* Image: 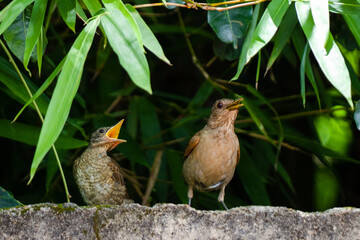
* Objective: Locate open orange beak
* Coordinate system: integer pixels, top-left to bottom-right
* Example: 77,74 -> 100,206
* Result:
226,98 -> 244,110
105,119 -> 127,151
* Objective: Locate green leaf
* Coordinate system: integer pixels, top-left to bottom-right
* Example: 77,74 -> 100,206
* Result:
246,0 -> 292,63
314,114 -> 353,154
0,119 -> 88,149
291,28 -> 321,108
127,97 -> 139,139
166,149 -> 188,204
29,16 -> 101,183
0,187 -> 22,208
137,97 -> 162,145
314,168 -> 339,211
207,1 -> 252,47
328,0 -> 360,15
24,0 -> 47,70
284,134 -> 358,163
354,100 -> 360,130
0,0 -> 34,36
0,57 -> 49,115
126,4 -> 171,65
242,97 -> 273,143
237,146 -> 271,205
187,81 -> 213,111
116,130 -> 150,167
300,42 -> 310,107
310,0 -> 332,54
13,57 -> 65,122
102,0 -> 143,48
232,4 -> 261,80
57,0 -> 76,32
296,1 -> 353,108
266,4 -> 297,72
101,9 -> 151,93
3,6 -> 40,63
343,14 -> 360,48
36,26 -> 45,75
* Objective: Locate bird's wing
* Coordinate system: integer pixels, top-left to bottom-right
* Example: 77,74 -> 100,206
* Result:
108,159 -> 126,186
184,133 -> 200,159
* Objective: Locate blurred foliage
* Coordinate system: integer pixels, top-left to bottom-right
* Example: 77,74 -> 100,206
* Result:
0,0 -> 360,211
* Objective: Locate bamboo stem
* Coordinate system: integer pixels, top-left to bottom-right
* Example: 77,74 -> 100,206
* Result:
0,39 -> 71,203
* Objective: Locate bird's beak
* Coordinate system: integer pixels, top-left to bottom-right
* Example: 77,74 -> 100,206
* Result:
226,98 -> 244,110
106,119 -> 127,151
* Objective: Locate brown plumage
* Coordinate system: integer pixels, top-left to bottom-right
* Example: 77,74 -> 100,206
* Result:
73,120 -> 128,205
182,98 -> 243,210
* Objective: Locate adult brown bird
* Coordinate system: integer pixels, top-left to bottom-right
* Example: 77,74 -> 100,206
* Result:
73,119 -> 128,205
182,98 -> 243,210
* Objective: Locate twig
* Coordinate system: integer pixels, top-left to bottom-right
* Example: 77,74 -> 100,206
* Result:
142,150 -> 163,205
235,128 -> 308,154
105,96 -> 122,114
0,39 -> 71,202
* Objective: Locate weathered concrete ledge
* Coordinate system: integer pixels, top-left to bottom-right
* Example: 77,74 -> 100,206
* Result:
1,203 -> 359,239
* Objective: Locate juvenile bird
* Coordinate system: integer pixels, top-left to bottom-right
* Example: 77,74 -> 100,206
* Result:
73,119 -> 128,205
182,98 -> 243,210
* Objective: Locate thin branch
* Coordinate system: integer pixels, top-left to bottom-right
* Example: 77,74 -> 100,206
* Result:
0,39 -> 71,202
134,0 -> 269,11
235,128 -> 308,154
142,150 -> 163,205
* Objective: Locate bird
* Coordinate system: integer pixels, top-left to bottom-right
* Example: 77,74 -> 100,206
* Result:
73,119 -> 129,205
182,98 -> 243,210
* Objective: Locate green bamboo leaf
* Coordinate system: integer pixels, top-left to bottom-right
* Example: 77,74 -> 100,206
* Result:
310,0 -> 332,54
296,1 -> 353,108
246,0 -> 291,63
81,0 -> 102,15
188,81 -> 213,111
126,4 -> 171,65
207,0 -> 252,47
12,57 -> 65,123
102,0 -> 143,48
0,57 -> 49,114
127,97 -> 139,139
266,4 -> 297,73
3,6 -> 46,64
300,42 -> 310,107
0,187 -> 22,208
57,0 -> 76,32
36,25 -> 45,75
24,0 -> 47,70
328,0 -> 360,15
166,149 -> 188,204
75,0 -> 89,22
29,16 -> 101,183
237,146 -> 271,205
0,119 -> 88,149
285,134 -> 358,163
314,114 -> 353,154
291,28 -> 321,108
117,130 -> 149,167
232,4 -> 260,80
354,100 -> 360,130
343,14 -> 360,48
0,0 -> 34,36
101,9 -> 151,93
314,168 -> 339,211
242,98 -> 273,143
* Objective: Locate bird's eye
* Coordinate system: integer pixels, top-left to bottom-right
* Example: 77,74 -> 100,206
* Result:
99,129 -> 105,133
217,102 -> 223,108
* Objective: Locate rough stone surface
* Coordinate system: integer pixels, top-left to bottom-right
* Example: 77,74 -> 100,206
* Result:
1,203 -> 360,239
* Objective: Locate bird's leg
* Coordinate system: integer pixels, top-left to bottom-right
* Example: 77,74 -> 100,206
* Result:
187,186 -> 194,207
218,186 -> 229,210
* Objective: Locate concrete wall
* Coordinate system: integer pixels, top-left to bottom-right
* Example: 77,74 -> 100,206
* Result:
1,203 -> 360,239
